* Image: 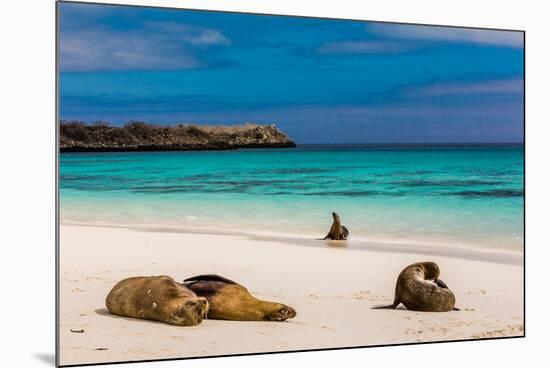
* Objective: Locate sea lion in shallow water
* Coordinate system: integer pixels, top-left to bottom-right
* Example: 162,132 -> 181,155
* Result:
323,212 -> 349,240
183,274 -> 296,321
106,275 -> 209,326
373,262 -> 459,312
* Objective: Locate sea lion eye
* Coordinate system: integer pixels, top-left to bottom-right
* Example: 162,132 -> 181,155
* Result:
185,300 -> 197,307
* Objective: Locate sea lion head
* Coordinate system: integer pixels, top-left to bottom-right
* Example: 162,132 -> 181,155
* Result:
171,296 -> 209,326
265,304 -> 297,322
332,212 -> 340,223
421,261 -> 441,281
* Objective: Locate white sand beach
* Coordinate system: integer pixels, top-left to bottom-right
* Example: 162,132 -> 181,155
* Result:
59,224 -> 524,366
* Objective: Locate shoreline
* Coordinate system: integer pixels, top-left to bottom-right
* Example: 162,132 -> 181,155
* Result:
60,141 -> 297,153
60,220 -> 523,265
59,224 -> 524,366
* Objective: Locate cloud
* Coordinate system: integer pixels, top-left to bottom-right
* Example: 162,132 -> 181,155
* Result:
60,22 -> 231,72
411,78 -> 523,96
369,24 -> 523,48
143,21 -> 231,46
315,24 -> 523,56
186,30 -> 231,46
316,40 -> 412,54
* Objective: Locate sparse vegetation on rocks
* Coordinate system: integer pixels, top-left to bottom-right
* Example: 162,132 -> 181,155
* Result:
59,121 -> 296,152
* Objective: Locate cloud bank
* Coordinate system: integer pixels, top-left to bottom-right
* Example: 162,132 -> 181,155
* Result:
60,22 -> 231,72
370,24 -> 523,48
414,79 -> 523,96
316,40 -> 412,54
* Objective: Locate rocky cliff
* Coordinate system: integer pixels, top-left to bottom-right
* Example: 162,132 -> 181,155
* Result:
59,121 -> 296,152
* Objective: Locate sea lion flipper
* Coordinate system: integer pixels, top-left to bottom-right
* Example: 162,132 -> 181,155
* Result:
184,274 -> 237,285
434,278 -> 449,289
371,304 -> 398,309
372,299 -> 400,309
342,226 -> 349,239
452,307 -> 461,311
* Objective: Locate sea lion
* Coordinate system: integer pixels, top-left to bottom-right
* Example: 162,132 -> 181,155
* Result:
373,262 -> 459,312
182,274 -> 296,321
323,212 -> 349,240
105,275 -> 209,326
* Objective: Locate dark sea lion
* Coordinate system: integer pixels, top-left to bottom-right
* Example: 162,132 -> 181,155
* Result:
373,262 -> 459,312
323,212 -> 349,240
105,275 -> 209,326
183,274 -> 297,321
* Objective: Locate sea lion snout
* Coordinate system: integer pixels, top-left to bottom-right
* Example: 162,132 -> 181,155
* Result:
198,297 -> 210,318
177,297 -> 209,325
267,305 -> 297,321
185,297 -> 209,308
281,306 -> 297,319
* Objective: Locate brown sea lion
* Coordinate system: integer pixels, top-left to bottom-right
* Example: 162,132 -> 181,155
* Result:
105,275 -> 209,326
323,212 -> 349,240
182,274 -> 296,321
373,262 -> 459,312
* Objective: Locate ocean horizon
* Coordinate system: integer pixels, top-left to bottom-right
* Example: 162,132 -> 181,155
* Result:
60,143 -> 524,256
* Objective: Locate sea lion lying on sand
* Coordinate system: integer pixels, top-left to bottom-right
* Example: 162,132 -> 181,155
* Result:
323,212 -> 349,240
183,274 -> 297,321
373,262 -> 459,312
106,275 -> 209,326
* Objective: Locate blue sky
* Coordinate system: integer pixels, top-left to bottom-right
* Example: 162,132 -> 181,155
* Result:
59,2 -> 524,143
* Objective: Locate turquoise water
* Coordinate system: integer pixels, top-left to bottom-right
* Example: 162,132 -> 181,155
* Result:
60,144 -> 524,253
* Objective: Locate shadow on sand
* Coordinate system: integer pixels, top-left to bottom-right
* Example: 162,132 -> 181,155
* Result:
324,240 -> 348,248
95,308 -> 183,327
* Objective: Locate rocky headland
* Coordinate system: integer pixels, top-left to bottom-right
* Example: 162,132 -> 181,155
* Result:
59,121 -> 296,152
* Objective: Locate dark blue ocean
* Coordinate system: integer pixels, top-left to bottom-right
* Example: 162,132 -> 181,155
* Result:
60,144 -> 524,253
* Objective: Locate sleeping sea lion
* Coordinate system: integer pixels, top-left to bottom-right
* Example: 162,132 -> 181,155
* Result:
323,212 -> 349,240
182,274 -> 296,321
105,275 -> 209,326
373,261 -> 459,312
